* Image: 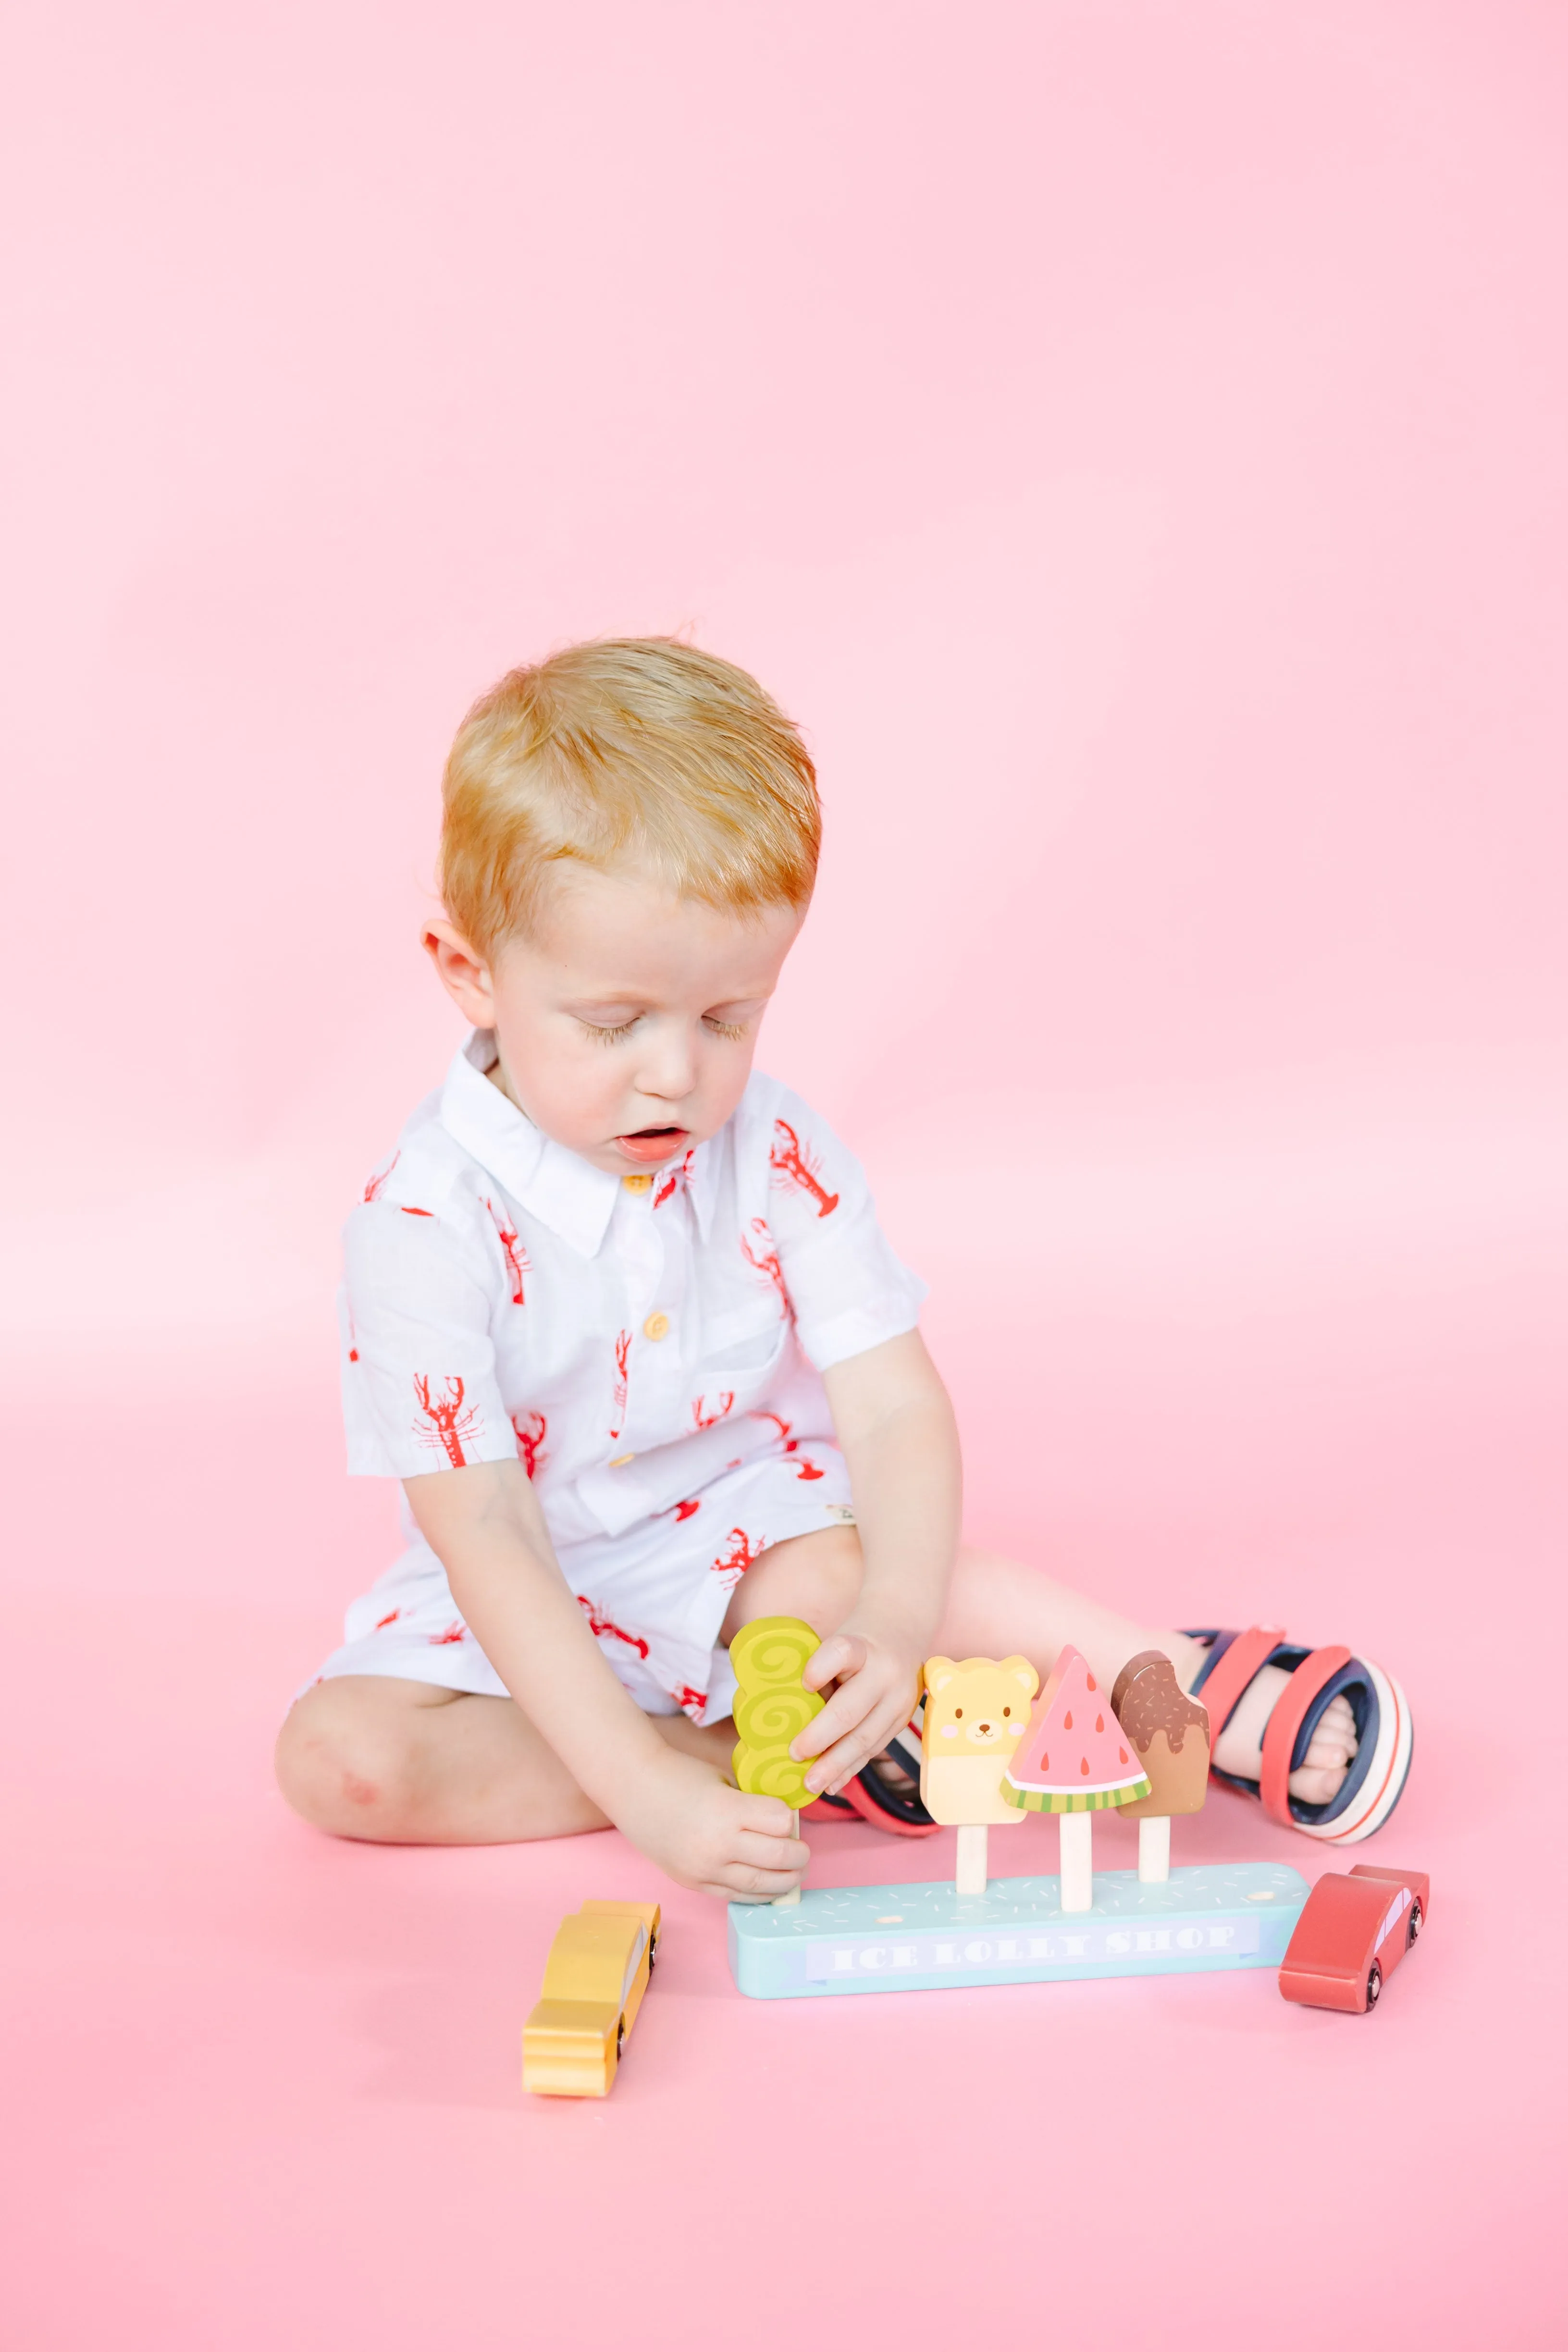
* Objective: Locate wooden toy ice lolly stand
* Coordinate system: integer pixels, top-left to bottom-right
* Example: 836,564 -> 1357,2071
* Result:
726,1630 -> 1308,1999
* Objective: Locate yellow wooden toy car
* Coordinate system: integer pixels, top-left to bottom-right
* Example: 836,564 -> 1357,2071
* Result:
522,1900 -> 662,2097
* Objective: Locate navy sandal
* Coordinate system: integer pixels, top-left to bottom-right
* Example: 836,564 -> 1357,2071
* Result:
1186,1625 -> 1413,1844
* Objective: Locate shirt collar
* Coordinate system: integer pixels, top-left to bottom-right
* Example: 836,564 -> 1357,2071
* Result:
438,1032 -> 721,1256
439,1034 -> 622,1257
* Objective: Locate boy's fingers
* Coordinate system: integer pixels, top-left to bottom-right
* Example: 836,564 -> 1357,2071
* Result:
734,1794 -> 797,1837
790,1679 -> 875,1762
805,1708 -> 908,1796
733,1825 -> 808,1868
803,1632 -> 865,1693
720,1854 -> 806,1901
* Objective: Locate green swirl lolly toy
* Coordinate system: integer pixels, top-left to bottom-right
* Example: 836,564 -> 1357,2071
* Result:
730,1616 -> 823,1807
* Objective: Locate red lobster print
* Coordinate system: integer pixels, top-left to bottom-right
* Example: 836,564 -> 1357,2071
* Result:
486,1197 -> 530,1304
711,1527 -> 766,1589
412,1373 -> 482,1467
576,1595 -> 651,1661
740,1218 -> 791,1313
672,1497 -> 701,1521
691,1391 -> 735,1431
748,1408 -> 822,1477
512,1410 -> 547,1480
609,1329 -> 631,1439
672,1686 -> 708,1721
769,1120 -> 839,1218
362,1150 -> 400,1203
654,1147 -> 697,1210
428,1620 -> 468,1646
374,1608 -> 402,1630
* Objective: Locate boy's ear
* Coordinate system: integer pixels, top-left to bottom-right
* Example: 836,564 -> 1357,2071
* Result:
422,920 -> 496,1027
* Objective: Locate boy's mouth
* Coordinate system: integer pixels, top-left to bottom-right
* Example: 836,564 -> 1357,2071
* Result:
615,1125 -> 690,1166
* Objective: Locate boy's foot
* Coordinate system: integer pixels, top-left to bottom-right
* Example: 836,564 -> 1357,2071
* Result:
1184,1627 -> 1413,1844
1208,1665 -> 1359,1805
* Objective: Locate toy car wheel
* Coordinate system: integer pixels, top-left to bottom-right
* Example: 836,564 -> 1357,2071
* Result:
1365,1961 -> 1383,2010
616,2014 -> 626,2057
1407,1900 -> 1423,1946
646,1933 -> 659,1973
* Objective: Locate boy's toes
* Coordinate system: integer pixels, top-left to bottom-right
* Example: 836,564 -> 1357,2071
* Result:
1287,1760 -> 1349,1806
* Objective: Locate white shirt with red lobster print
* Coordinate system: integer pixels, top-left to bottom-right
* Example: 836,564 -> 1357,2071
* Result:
321,1032 -> 926,1722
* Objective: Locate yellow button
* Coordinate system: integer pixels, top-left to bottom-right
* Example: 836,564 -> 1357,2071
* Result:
622,1172 -> 654,1193
642,1312 -> 670,1342
609,1453 -> 635,1468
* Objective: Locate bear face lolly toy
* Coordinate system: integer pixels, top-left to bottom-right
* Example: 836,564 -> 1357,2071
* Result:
730,1616 -> 825,1907
920,1655 -> 1040,1895
1111,1650 -> 1211,1884
1000,1643 -> 1151,1911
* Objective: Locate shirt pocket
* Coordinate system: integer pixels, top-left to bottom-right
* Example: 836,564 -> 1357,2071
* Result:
700,1301 -> 791,1387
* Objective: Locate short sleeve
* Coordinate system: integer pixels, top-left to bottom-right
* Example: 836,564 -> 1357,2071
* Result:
756,1084 -> 928,1372
341,1198 -> 518,1478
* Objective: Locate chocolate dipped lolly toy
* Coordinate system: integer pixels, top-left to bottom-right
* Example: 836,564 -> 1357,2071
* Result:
1111,1650 -> 1211,1884
1000,1644 -> 1150,1912
920,1656 -> 1039,1894
731,1616 -> 824,1908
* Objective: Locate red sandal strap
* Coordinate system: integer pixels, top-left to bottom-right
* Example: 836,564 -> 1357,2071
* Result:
1193,1626 -> 1286,1744
1259,1645 -> 1353,1828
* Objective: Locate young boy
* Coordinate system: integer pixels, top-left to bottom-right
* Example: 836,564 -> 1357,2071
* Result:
276,640 -> 1410,1897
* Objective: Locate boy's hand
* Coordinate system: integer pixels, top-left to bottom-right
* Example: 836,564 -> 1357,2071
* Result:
793,1625 -> 923,1797
612,1747 -> 806,1902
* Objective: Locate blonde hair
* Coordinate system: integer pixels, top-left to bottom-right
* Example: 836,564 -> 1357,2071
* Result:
439,638 -> 820,954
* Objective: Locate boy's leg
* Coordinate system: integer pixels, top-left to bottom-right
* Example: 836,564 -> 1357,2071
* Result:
275,1673 -> 732,1846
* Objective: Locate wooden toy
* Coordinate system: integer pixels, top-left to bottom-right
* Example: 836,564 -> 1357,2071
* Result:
920,1655 -> 1039,1893
1000,1644 -> 1150,1911
730,1615 -> 823,1907
1111,1650 -> 1211,1884
522,1899 -> 661,2096
1278,1865 -> 1430,2014
729,1861 -> 1309,1996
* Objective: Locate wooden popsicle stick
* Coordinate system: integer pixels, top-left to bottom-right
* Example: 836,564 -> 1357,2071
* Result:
955,1823 -> 989,1895
1138,1814 -> 1172,1883
1059,1811 -> 1094,1913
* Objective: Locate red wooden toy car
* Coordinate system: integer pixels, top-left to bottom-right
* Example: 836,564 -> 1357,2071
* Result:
1279,1864 -> 1430,2014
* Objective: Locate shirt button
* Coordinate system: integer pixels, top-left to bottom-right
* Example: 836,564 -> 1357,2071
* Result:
609,1452 -> 635,1468
642,1311 -> 670,1342
622,1172 -> 654,1193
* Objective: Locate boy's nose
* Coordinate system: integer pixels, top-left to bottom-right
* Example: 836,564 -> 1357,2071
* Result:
635,1022 -> 697,1101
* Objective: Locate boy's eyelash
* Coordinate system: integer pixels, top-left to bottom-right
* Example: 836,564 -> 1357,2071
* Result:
579,1014 -> 750,1044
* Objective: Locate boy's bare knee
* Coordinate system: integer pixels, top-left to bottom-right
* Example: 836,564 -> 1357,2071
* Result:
275,1679 -> 426,1837
724,1524 -> 864,1640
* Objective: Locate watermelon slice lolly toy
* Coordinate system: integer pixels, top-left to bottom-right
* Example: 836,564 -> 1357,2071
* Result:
1001,1644 -> 1151,1911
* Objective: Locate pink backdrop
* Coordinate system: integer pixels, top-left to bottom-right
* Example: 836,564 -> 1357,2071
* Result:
3,5 -> 1565,2345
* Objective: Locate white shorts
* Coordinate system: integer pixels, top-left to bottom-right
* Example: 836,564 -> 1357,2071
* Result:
310,1439 -> 855,1724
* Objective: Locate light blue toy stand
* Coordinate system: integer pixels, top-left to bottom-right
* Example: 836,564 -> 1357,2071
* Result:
728,1861 -> 1308,1998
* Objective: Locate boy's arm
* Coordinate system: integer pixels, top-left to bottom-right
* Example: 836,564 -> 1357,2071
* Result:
795,1328 -> 962,1795
403,1459 -> 804,1898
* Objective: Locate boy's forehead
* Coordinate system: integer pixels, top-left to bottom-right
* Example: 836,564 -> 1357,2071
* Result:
509,864 -> 802,990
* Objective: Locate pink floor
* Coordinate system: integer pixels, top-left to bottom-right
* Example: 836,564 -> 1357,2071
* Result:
5,1334 -> 1564,2350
